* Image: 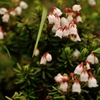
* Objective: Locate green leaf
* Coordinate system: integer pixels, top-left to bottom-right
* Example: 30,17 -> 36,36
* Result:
32,6 -> 47,57
5,96 -> 13,100
93,48 -> 100,54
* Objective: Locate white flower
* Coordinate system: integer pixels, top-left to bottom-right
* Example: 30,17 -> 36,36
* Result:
54,73 -> 63,83
62,26 -> 69,37
74,62 -> 83,75
70,33 -> 81,42
0,27 -> 4,39
46,52 -> 52,62
67,15 -> 73,23
60,17 -> 69,28
72,5 -> 81,12
0,8 -> 7,15
73,49 -> 80,58
72,80 -> 81,93
86,60 -> 91,70
15,6 -> 22,16
55,27 -> 63,38
88,0 -> 96,6
76,16 -> 82,23
2,13 -> 10,22
34,48 -> 39,56
19,1 -> 28,9
80,69 -> 89,82
40,56 -> 47,65
86,53 -> 99,64
53,6 -> 62,16
59,82 -> 68,92
47,13 -> 56,24
10,9 -> 16,16
88,75 -> 98,88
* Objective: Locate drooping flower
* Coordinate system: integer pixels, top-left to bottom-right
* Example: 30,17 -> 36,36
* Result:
45,52 -> 52,62
10,8 -> 16,16
88,0 -> 96,6
19,1 -> 28,9
15,6 -> 22,16
55,27 -> 63,38
0,8 -> 7,15
40,55 -> 47,65
2,13 -> 10,22
74,62 -> 83,75
72,4 -> 81,12
86,52 -> 99,64
80,69 -> 89,82
73,49 -> 80,58
62,26 -> 69,37
88,74 -> 98,88
59,82 -> 68,92
54,73 -> 63,83
60,17 -> 69,28
47,12 -> 56,24
85,60 -> 91,70
52,6 -> 62,16
0,26 -> 4,39
34,48 -> 39,56
72,79 -> 81,93
67,15 -> 73,23
76,15 -> 82,23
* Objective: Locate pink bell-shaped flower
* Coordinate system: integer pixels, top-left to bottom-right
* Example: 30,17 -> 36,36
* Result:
47,12 -> 56,24
52,6 -> 62,16
54,73 -> 63,83
59,82 -> 68,92
80,69 -> 89,82
72,4 -> 81,12
62,26 -> 69,37
88,74 -> 98,88
85,60 -> 91,70
72,79 -> 81,93
0,8 -> 7,15
86,52 -> 99,64
45,52 -> 52,62
2,12 -> 10,22
55,27 -> 63,38
74,62 -> 83,75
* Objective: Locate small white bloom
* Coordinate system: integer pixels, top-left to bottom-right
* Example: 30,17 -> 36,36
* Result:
46,52 -> 52,62
88,75 -> 98,88
47,13 -> 56,24
55,27 -> 63,38
0,8 -> 7,15
2,13 -> 10,22
34,48 -> 39,56
74,62 -> 83,75
15,6 -> 22,16
88,0 -> 96,6
86,53 -> 99,64
62,26 -> 69,37
60,17 -> 69,28
76,16 -> 82,23
54,73 -> 63,83
59,82 -> 68,92
80,69 -> 89,82
19,1 -> 28,9
72,5 -> 81,12
67,15 -> 73,23
70,33 -> 81,42
0,32 -> 4,39
53,6 -> 62,16
86,60 -> 91,70
40,56 -> 47,65
73,49 -> 80,58
10,9 -> 16,16
72,80 -> 81,93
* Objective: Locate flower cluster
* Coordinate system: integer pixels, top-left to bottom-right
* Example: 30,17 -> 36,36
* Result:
54,52 -> 99,93
40,52 -> 52,65
0,1 -> 28,23
47,5 -> 82,42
